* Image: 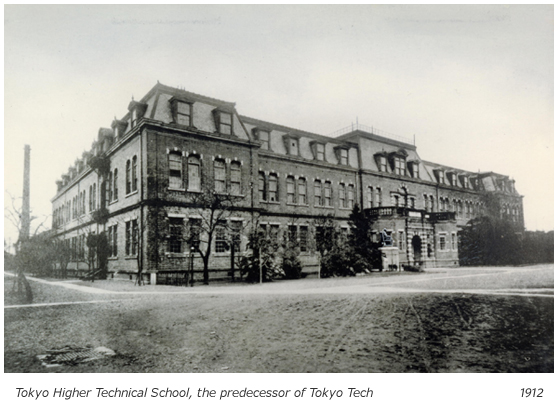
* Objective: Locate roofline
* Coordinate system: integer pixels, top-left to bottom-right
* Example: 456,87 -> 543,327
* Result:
239,115 -> 340,144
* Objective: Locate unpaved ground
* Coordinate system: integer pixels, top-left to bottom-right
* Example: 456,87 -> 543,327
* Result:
4,265 -> 554,373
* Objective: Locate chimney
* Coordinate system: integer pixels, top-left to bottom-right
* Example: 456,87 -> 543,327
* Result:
20,145 -> 31,242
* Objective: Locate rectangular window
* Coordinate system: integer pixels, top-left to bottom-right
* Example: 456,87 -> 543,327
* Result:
230,162 -> 241,195
219,112 -> 232,135
132,156 -> 138,192
298,178 -> 306,204
316,144 -> 325,161
131,219 -> 138,255
398,231 -> 405,250
380,157 -> 387,172
169,153 -> 183,189
268,174 -> 278,202
188,156 -> 201,191
125,221 -> 131,255
286,177 -> 295,203
367,187 -> 373,208
314,181 -> 322,206
438,171 -> 445,185
231,221 -> 242,253
375,188 -> 382,207
214,160 -> 226,193
299,226 -> 308,252
394,158 -> 405,175
259,131 -> 270,150
347,185 -> 355,209
112,224 -> 118,257
176,101 -> 191,126
439,235 -> 446,251
324,182 -> 332,207
339,149 -> 348,165
258,173 -> 266,201
113,169 -> 118,200
451,233 -> 456,250
339,183 -> 346,208
169,218 -> 183,253
215,224 -> 227,253
412,163 -> 419,178
126,160 -> 131,194
108,172 -> 113,203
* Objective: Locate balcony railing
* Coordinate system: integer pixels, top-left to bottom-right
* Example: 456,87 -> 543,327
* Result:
329,123 -> 414,145
365,207 -> 456,222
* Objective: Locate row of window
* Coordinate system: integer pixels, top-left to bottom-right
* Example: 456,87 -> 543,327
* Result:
54,156 -> 139,228
258,172 -> 356,209
106,220 -> 139,258
167,153 -> 242,194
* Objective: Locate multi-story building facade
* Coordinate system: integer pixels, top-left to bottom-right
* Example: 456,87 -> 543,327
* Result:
51,82 -> 524,283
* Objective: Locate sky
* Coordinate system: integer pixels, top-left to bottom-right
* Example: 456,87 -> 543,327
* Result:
3,4 -> 554,245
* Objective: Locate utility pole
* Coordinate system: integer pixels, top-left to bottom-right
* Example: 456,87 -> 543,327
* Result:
20,145 -> 31,243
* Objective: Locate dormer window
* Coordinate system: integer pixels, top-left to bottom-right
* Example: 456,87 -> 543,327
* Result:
316,144 -> 325,161
335,146 -> 349,165
170,98 -> 193,127
283,133 -> 300,156
112,119 -> 127,140
213,108 -> 234,135
408,161 -> 419,178
310,141 -> 325,161
393,157 -> 405,176
448,172 -> 457,186
128,101 -> 148,128
435,170 -> 446,185
460,175 -> 470,189
252,128 -> 271,150
379,157 -> 387,172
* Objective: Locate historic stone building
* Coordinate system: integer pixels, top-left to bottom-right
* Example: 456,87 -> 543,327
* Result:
51,82 -> 524,282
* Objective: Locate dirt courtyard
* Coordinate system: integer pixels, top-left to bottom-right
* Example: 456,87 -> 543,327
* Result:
4,265 -> 554,373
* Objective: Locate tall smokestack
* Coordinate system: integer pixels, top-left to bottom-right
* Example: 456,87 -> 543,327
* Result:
20,144 -> 31,242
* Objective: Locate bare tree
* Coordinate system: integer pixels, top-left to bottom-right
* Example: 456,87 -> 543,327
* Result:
185,187 -> 243,285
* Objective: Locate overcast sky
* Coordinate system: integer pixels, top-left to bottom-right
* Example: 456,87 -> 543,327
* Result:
3,5 -> 553,244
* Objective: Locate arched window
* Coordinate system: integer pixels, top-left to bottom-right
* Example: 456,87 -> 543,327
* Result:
268,174 -> 278,202
132,155 -> 138,192
214,159 -> 226,193
230,161 -> 241,195
187,156 -> 201,191
286,176 -> 295,203
126,159 -> 131,194
169,152 -> 183,189
298,178 -> 307,204
314,180 -> 322,206
258,172 -> 266,201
